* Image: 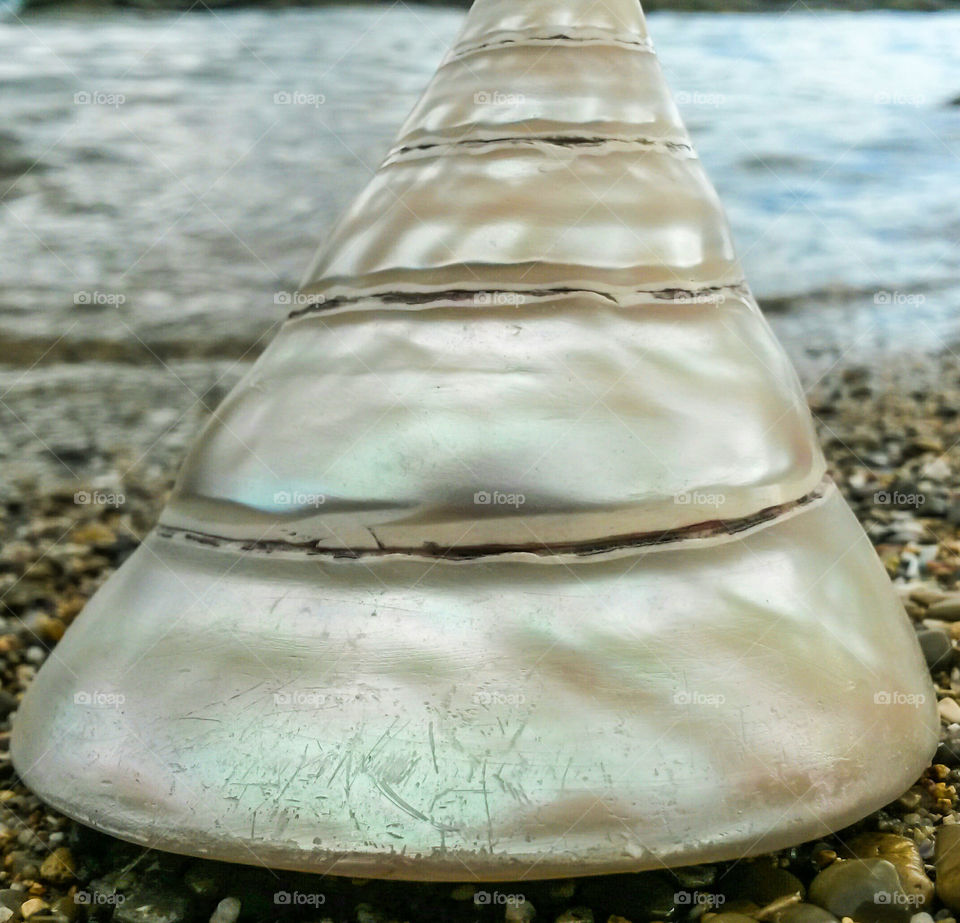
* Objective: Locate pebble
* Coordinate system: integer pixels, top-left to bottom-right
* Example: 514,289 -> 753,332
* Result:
0,892 -> 26,916
548,881 -> 577,901
0,690 -> 17,720
775,905 -> 840,923
505,899 -> 535,923
918,628 -> 955,669
113,882 -> 193,923
39,848 -> 74,885
208,897 -> 240,923
183,863 -> 225,898
49,897 -> 77,923
19,900 -> 48,920
717,863 -> 804,905
554,910 -> 592,923
845,833 -> 934,908
930,599 -> 960,622
808,858 -> 911,921
941,699 -> 960,724
675,865 -> 716,889
937,825 -> 960,911
912,914 -> 936,923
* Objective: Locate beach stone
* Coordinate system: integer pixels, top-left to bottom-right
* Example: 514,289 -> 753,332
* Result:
941,699 -> 960,724
555,910 -> 592,923
703,916 -> 758,923
183,863 -> 225,899
917,628 -> 954,669
929,598 -> 960,622
7,851 -> 40,880
39,847 -> 75,884
936,825 -> 960,911
910,914 -> 935,923
506,900 -> 535,923
579,874 -> 675,920
846,834 -> 933,909
20,902 -> 48,921
717,863 -> 804,905
49,898 -> 78,923
549,881 -> 577,901
774,904 -> 840,923
112,882 -> 193,923
0,691 -> 18,718
0,892 -> 28,915
674,865 -> 716,889
808,857 -> 911,921
208,898 -> 239,923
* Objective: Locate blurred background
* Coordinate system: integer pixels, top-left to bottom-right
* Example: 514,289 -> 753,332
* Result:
0,0 -> 958,492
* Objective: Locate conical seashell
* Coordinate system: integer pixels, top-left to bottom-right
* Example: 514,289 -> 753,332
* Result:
13,0 -> 936,881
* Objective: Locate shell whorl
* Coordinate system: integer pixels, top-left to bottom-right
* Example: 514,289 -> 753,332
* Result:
158,0 -> 825,555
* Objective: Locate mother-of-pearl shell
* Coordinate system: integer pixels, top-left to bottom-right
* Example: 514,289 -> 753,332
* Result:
12,0 -> 936,881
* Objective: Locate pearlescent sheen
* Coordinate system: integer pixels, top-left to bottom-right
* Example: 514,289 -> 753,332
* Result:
12,0 -> 937,881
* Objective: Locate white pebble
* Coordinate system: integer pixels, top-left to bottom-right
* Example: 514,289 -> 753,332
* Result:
209,897 -> 241,923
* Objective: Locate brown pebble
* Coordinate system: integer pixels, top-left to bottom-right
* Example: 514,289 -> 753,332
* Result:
19,900 -> 48,919
69,522 -> 117,547
55,598 -> 85,624
936,825 -> 960,911
50,896 -> 79,923
34,618 -> 65,643
39,849 -> 74,885
912,588 -> 950,606
930,598 -> 960,621
941,698 -> 960,725
846,832 -> 933,908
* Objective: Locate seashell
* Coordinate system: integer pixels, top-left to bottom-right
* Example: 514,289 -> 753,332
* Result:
13,0 -> 937,881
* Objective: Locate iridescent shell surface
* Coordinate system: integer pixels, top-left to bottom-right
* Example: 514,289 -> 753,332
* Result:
12,0 -> 937,881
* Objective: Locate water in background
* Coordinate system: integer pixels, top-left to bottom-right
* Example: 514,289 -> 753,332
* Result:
1,6 -> 959,362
